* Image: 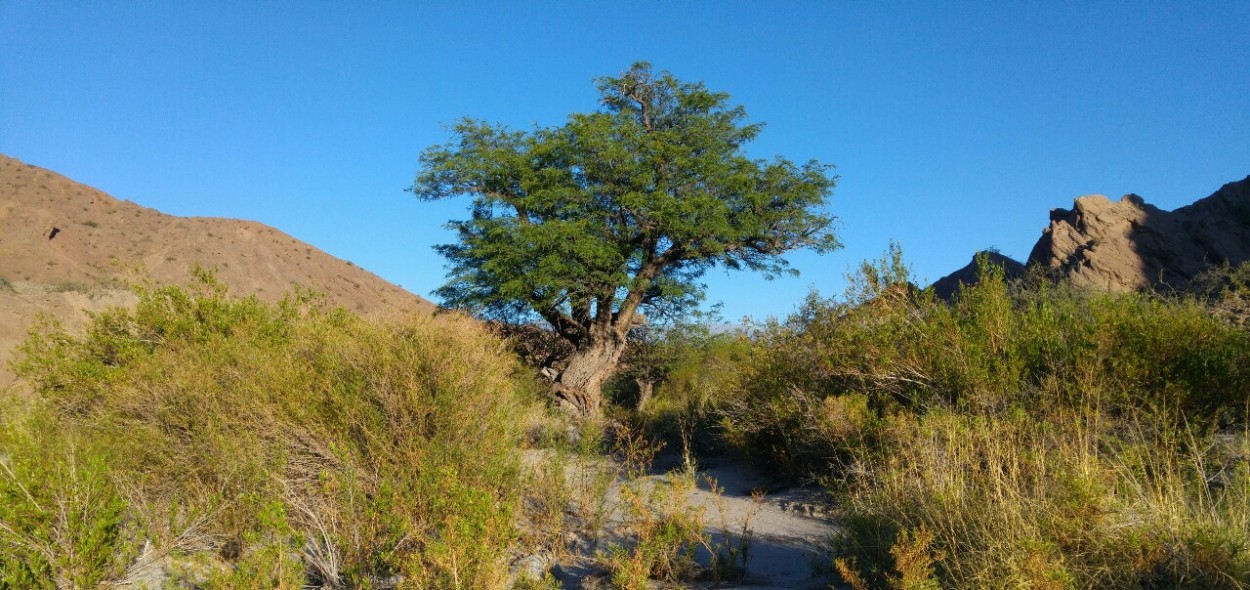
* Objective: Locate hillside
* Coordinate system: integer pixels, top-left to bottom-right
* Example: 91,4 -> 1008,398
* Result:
0,154 -> 433,386
934,176 -> 1250,295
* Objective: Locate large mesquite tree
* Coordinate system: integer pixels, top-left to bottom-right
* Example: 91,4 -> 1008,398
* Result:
413,63 -> 839,418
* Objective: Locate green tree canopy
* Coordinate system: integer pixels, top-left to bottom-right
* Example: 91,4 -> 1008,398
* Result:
412,62 -> 839,416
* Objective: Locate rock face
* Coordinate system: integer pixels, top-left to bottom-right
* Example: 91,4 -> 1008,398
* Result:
1026,177 -> 1250,292
932,250 -> 1027,300
0,154 -> 434,387
931,176 -> 1250,297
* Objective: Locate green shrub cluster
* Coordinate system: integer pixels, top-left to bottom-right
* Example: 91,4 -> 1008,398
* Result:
1,275 -> 535,588
634,247 -> 1250,588
610,321 -> 754,455
723,249 -> 1250,477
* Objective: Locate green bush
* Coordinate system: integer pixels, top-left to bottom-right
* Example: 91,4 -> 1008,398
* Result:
602,467 -> 707,590
2,275 -> 536,588
625,327 -> 754,455
721,250 -> 1250,478
0,419 -> 134,590
702,247 -> 1250,588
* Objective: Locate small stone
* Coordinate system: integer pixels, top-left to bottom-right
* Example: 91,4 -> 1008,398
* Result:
509,551 -> 553,584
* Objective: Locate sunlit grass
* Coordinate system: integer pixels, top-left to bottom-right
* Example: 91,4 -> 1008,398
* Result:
1,273 -> 541,588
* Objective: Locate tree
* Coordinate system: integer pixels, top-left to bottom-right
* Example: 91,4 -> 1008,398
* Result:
412,62 -> 839,418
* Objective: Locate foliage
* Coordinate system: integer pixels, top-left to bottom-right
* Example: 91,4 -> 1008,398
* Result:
1,275 -> 537,588
830,405 -> 1250,589
623,324 -> 753,453
0,421 -> 134,590
604,469 -> 706,590
1194,260 -> 1250,327
412,61 -> 838,327
718,249 -> 1250,477
631,246 -> 1250,588
596,433 -> 757,590
413,62 -> 839,418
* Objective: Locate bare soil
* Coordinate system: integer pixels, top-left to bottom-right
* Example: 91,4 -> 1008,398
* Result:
526,450 -> 839,589
0,154 -> 433,385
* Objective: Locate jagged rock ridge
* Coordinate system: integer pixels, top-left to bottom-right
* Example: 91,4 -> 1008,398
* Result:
934,176 -> 1250,296
1027,176 -> 1250,291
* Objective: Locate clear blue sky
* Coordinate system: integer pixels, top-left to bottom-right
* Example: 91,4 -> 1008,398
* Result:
3,2 -> 1248,322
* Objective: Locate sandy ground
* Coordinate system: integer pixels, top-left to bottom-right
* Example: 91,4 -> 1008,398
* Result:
678,459 -> 837,589
526,450 -> 839,589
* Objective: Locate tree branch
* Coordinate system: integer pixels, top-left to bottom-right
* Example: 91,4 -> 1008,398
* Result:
571,294 -> 592,326
539,307 -> 587,346
615,240 -> 664,330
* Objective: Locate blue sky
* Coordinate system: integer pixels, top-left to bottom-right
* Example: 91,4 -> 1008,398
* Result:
3,2 -> 1248,322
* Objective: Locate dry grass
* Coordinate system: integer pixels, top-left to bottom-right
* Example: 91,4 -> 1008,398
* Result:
639,249 -> 1250,588
833,407 -> 1250,589
0,275 -> 539,589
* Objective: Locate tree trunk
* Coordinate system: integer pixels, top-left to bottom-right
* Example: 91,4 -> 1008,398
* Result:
634,378 -> 654,411
552,327 -> 627,419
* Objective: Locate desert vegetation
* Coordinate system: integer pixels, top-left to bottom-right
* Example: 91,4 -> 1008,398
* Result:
4,59 -> 1248,589
0,273 -> 768,589
627,250 -> 1250,589
412,62 -> 839,419
4,254 -> 1249,589
0,273 -> 541,589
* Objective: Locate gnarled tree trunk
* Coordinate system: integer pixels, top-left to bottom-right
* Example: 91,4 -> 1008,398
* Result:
552,326 -> 627,418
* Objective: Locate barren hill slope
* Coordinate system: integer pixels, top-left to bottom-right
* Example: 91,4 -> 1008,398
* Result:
0,154 -> 433,386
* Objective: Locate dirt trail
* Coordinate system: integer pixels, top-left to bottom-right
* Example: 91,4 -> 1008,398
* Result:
529,450 -> 839,589
682,459 -> 837,589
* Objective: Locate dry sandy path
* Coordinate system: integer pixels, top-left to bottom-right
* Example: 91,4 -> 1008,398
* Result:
529,450 -> 839,589
672,458 -> 838,589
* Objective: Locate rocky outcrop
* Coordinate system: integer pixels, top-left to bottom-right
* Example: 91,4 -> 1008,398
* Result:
932,250 -> 1026,300
931,176 -> 1250,297
1026,176 -> 1250,292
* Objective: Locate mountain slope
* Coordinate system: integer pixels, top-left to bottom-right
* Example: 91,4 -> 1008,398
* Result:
0,154 -> 433,386
931,250 -> 1027,300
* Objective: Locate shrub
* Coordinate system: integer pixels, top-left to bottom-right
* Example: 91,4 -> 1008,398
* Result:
3,274 -> 535,588
625,327 -> 754,455
833,407 -> 1250,589
1195,260 -> 1250,327
604,469 -> 706,590
709,247 -> 1250,587
0,417 -> 135,590
721,251 -> 1250,478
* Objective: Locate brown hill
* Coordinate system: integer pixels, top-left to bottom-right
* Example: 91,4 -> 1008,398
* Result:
931,250 -> 1027,300
1027,176 -> 1250,291
0,154 -> 433,387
